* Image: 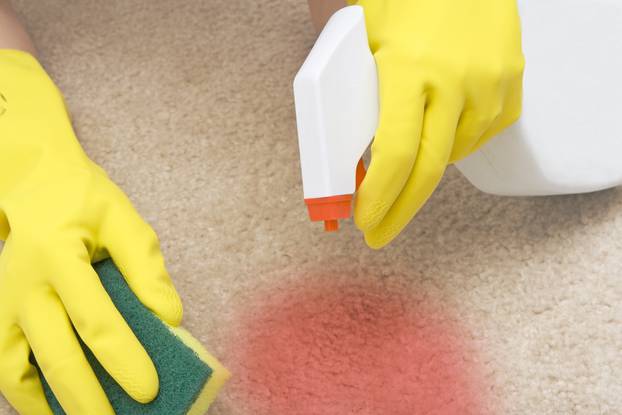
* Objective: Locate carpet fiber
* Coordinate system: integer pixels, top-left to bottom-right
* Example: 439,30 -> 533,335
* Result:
2,0 -> 621,414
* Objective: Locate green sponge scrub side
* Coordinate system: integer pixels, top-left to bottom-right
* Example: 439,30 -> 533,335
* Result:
36,259 -> 229,415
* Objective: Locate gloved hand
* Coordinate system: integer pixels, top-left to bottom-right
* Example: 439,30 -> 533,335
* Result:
0,50 -> 183,414
349,0 -> 524,248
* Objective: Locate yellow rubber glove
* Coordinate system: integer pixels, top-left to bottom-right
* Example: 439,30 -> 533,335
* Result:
350,0 -> 524,248
0,50 -> 183,415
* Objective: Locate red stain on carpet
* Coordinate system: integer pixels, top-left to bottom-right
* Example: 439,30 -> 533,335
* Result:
226,278 -> 494,415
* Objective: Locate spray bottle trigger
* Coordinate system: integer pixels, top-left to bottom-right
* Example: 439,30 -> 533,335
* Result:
356,158 -> 366,191
324,160 -> 364,232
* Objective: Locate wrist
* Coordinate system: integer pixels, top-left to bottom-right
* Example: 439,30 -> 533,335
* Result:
0,1 -> 37,56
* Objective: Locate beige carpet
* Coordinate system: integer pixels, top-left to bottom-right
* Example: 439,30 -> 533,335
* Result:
2,0 -> 621,414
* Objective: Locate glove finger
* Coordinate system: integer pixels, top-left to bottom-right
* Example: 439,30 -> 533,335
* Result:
449,107 -> 494,163
354,55 -> 427,232
53,248 -> 159,404
470,72 -> 524,153
20,289 -> 114,415
449,80 -> 506,163
364,90 -> 461,248
0,324 -> 52,415
101,194 -> 182,327
450,63 -> 524,162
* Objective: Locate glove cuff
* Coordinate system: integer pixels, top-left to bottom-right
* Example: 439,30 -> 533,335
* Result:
0,49 -> 89,199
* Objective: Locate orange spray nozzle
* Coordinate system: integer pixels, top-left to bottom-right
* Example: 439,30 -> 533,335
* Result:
324,220 -> 339,232
304,159 -> 366,232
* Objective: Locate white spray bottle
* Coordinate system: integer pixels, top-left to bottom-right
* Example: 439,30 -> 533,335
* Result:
294,6 -> 376,231
294,2 -> 622,230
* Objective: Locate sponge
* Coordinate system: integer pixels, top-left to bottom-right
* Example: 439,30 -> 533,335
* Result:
36,259 -> 230,415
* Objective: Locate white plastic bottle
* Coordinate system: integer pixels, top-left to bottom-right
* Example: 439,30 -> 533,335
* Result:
294,1 -> 622,231
456,0 -> 622,195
